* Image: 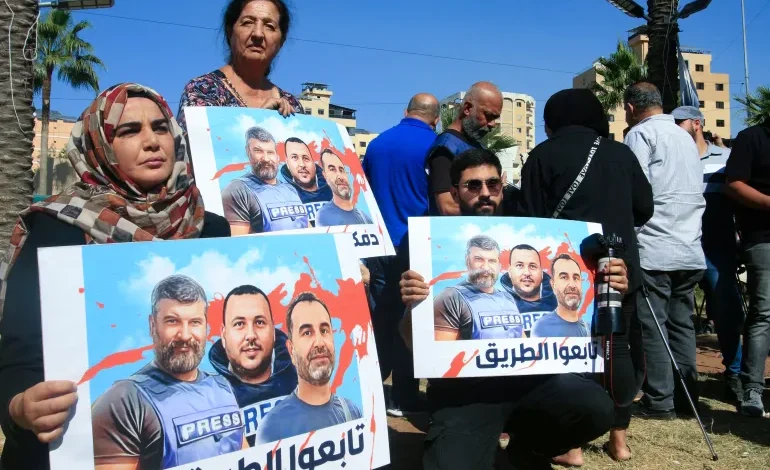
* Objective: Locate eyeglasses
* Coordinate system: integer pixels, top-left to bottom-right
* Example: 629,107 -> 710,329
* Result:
456,178 -> 503,194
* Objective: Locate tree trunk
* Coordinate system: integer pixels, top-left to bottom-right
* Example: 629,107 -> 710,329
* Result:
39,68 -> 53,195
0,0 -> 38,281
647,0 -> 681,113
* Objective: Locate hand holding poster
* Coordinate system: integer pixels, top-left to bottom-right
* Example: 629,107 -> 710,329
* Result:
38,233 -> 389,469
409,216 -> 605,378
184,107 -> 394,258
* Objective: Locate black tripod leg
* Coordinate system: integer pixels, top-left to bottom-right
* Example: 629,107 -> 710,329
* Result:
641,286 -> 718,461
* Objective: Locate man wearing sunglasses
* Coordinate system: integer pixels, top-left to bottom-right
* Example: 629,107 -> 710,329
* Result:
398,148 -> 623,469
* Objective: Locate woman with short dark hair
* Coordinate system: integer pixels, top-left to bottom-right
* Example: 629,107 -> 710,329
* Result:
176,0 -> 303,132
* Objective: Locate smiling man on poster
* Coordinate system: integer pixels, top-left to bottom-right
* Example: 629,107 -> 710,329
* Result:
91,275 -> 245,469
531,254 -> 589,338
500,244 -> 557,333
254,292 -> 362,445
316,149 -> 373,227
222,126 -> 309,234
208,285 -> 298,445
278,137 -> 333,225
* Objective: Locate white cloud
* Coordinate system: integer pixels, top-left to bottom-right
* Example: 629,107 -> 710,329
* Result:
453,222 -> 565,254
123,248 -> 302,303
231,114 -> 328,150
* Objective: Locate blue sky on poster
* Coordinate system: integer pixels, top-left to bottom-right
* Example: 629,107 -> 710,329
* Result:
35,0 -> 770,144
428,217 -> 597,324
79,234 -> 362,409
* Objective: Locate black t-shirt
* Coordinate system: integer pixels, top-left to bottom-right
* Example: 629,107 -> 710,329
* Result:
427,129 -> 483,195
724,121 -> 770,244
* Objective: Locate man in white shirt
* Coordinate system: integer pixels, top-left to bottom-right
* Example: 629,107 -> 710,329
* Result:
623,83 -> 706,420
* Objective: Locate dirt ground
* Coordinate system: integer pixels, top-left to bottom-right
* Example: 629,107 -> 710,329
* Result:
386,334 -> 770,470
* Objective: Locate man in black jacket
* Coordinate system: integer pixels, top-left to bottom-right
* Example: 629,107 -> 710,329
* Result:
519,88 -> 654,462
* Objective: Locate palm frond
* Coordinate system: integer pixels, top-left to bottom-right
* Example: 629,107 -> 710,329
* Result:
591,40 -> 647,114
735,86 -> 770,127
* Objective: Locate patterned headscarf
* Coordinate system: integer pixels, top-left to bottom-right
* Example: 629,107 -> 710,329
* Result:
0,83 -> 206,309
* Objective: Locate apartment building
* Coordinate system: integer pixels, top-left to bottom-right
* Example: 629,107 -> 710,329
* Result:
440,90 -> 535,185
298,82 -> 379,158
574,33 -> 732,142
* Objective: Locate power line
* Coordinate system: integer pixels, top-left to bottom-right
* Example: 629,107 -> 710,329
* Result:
714,0 -> 770,61
79,12 -> 578,75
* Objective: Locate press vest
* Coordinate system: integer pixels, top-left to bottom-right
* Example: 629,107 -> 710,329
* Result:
454,283 -> 523,339
125,364 -> 244,469
239,173 -> 309,232
426,132 -> 480,215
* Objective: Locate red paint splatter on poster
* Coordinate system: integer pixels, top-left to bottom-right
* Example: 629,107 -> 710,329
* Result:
429,271 -> 465,286
212,162 -> 249,180
299,431 -> 315,452
78,345 -> 153,385
369,393 -> 377,469
442,350 -> 479,378
96,302 -> 104,309
78,287 -> 85,294
110,324 -> 116,328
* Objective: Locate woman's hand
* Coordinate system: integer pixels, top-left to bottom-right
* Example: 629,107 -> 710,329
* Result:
601,258 -> 629,296
262,96 -> 296,118
9,381 -> 78,443
400,270 -> 429,307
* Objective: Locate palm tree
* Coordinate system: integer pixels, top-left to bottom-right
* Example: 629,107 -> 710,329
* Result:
735,86 -> 770,127
590,40 -> 648,113
0,0 -> 39,287
34,10 -> 104,195
646,0 -> 681,113
439,106 -> 518,154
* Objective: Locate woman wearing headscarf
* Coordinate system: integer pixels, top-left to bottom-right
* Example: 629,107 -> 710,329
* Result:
0,83 -> 229,469
176,0 -> 302,133
519,88 -> 654,464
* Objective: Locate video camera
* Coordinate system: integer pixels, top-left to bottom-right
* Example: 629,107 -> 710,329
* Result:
581,233 -> 627,336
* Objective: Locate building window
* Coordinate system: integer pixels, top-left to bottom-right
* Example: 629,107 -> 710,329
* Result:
607,114 -> 615,122
517,127 -> 522,133
716,120 -> 725,127
318,109 -> 325,115
716,83 -> 725,91
609,133 -> 615,141
716,101 -> 725,109
516,101 -> 522,108
360,141 -> 367,148
304,109 -> 311,115
696,82 -> 704,90
695,64 -> 704,72
699,102 -> 705,109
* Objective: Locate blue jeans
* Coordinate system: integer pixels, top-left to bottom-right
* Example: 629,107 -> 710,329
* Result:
699,249 -> 745,375
740,243 -> 770,391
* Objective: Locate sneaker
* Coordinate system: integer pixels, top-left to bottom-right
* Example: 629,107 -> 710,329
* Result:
740,388 -> 766,417
724,374 -> 743,403
630,402 -> 677,420
386,401 -> 427,418
498,432 -> 510,450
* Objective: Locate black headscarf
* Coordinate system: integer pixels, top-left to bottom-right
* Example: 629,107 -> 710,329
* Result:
543,88 -> 610,138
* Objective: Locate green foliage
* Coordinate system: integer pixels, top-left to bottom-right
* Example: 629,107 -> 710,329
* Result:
590,40 -> 648,113
33,10 -> 104,95
735,86 -> 770,127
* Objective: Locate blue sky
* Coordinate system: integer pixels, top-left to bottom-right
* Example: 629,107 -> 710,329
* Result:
38,0 -> 770,143
79,234 -> 361,409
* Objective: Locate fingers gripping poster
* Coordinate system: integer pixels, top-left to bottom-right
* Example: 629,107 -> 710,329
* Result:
409,217 -> 605,378
38,234 -> 389,470
184,107 -> 394,258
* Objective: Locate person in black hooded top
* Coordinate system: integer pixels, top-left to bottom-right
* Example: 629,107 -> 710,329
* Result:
518,88 -> 654,463
208,285 -> 298,447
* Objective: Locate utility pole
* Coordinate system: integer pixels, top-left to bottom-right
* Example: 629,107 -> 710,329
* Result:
740,0 -> 750,99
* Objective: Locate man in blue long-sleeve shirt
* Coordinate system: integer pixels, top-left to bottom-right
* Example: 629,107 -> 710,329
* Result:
362,93 -> 439,416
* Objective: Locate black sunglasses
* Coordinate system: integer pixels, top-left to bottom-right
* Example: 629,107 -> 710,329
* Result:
456,178 -> 503,194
